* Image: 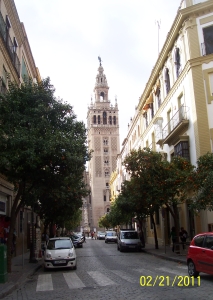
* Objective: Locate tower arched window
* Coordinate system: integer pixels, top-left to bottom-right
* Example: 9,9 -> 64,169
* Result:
93,115 -> 96,124
100,92 -> 104,101
98,115 -> 101,124
109,116 -> 112,125
103,111 -> 107,124
113,116 -> 116,125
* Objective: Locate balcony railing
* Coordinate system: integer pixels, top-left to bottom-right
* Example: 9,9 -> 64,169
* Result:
162,105 -> 189,145
201,42 -> 213,56
0,11 -> 20,77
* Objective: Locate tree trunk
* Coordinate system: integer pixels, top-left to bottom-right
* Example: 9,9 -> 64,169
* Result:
151,213 -> 158,249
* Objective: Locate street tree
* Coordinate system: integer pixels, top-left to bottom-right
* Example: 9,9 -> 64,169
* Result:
0,78 -> 91,271
187,152 -> 213,211
123,148 -> 193,248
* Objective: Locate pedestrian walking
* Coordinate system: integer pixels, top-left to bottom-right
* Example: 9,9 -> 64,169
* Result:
179,227 -> 188,249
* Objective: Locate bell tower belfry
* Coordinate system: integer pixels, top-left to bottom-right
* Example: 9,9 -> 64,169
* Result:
87,59 -> 120,231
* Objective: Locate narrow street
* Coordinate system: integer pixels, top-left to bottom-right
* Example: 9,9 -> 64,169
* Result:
4,239 -> 213,300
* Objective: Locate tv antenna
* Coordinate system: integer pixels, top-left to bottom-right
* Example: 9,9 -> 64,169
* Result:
155,19 -> 161,55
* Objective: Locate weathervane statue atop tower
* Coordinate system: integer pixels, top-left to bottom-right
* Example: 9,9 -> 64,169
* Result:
98,56 -> 102,66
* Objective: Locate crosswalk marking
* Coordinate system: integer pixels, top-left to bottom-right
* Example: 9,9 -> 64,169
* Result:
87,271 -> 116,286
156,267 -> 186,276
134,268 -> 155,275
36,274 -> 53,292
111,270 -> 137,283
63,273 -> 86,289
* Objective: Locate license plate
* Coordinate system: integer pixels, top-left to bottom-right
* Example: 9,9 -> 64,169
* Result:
54,260 -> 65,264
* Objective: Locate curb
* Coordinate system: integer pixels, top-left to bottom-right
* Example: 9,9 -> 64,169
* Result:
142,249 -> 187,265
0,263 -> 42,299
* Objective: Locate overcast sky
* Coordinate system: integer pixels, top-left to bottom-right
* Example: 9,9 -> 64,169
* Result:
15,0 -> 181,145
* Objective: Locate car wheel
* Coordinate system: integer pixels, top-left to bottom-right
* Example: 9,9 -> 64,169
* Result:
188,260 -> 199,277
120,246 -> 123,252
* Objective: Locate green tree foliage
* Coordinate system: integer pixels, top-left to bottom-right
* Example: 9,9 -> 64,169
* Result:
98,214 -> 111,229
108,148 -> 193,248
187,152 -> 213,211
0,78 -> 91,271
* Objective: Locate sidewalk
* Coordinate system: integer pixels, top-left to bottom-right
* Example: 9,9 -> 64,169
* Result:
143,243 -> 187,264
0,243 -> 187,299
0,252 -> 42,299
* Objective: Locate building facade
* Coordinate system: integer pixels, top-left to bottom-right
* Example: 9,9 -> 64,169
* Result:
87,62 -> 120,231
0,0 -> 40,255
112,0 -> 213,245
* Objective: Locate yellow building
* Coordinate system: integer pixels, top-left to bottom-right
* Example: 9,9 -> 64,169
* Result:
114,0 -> 213,245
0,0 -> 40,254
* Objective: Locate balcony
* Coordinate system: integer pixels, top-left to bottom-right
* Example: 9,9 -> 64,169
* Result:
162,105 -> 189,146
0,11 -> 20,77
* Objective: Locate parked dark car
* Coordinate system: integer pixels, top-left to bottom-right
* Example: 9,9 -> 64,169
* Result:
70,233 -> 84,248
187,232 -> 213,277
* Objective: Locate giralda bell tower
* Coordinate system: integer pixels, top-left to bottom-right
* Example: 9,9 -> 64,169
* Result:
87,58 -> 120,231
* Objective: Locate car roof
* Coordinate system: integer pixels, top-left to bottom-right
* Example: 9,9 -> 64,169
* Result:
193,232 -> 213,237
49,237 -> 71,241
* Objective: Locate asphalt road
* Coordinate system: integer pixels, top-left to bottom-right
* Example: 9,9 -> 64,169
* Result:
4,239 -> 213,300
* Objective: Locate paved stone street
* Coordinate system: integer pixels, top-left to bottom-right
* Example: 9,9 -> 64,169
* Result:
3,239 -> 213,300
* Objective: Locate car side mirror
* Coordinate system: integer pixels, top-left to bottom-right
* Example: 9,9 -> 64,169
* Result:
211,246 -> 213,250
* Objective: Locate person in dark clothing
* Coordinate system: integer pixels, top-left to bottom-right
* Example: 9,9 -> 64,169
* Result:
169,226 -> 176,252
179,227 -> 188,249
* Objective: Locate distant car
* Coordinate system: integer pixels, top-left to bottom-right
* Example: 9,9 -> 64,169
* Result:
117,230 -> 143,252
105,231 -> 117,243
43,237 -> 77,270
187,232 -> 213,277
97,231 -> 105,240
70,233 -> 84,248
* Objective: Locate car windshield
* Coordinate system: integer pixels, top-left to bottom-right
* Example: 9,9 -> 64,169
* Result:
47,239 -> 72,250
107,232 -> 116,236
121,232 -> 139,239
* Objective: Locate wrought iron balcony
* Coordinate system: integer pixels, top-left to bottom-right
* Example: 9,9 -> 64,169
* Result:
0,11 -> 20,77
162,105 -> 189,146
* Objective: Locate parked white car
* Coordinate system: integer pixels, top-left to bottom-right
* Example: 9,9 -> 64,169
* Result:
105,231 -> 117,243
43,237 -> 77,270
117,230 -> 143,252
97,231 -> 106,240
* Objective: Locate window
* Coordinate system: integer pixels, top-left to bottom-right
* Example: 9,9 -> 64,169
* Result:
113,116 -> 116,125
104,195 -> 106,201
104,148 -> 108,153
156,88 -> 161,108
164,68 -> 171,94
174,141 -> 190,161
98,115 -> 101,124
174,47 -> 181,78
21,57 -> 29,80
103,139 -> 108,145
203,236 -> 213,249
194,235 -> 205,247
103,111 -> 107,124
143,112 -> 148,128
109,116 -> 112,125
150,103 -> 154,119
203,25 -> 213,55
106,208 -> 110,213
93,115 -> 96,124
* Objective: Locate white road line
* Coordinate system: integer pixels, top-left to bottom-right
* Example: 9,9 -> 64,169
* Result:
111,270 -> 137,283
63,272 -> 86,289
156,267 -> 186,276
177,265 -> 188,270
36,274 -> 53,292
88,271 -> 116,286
